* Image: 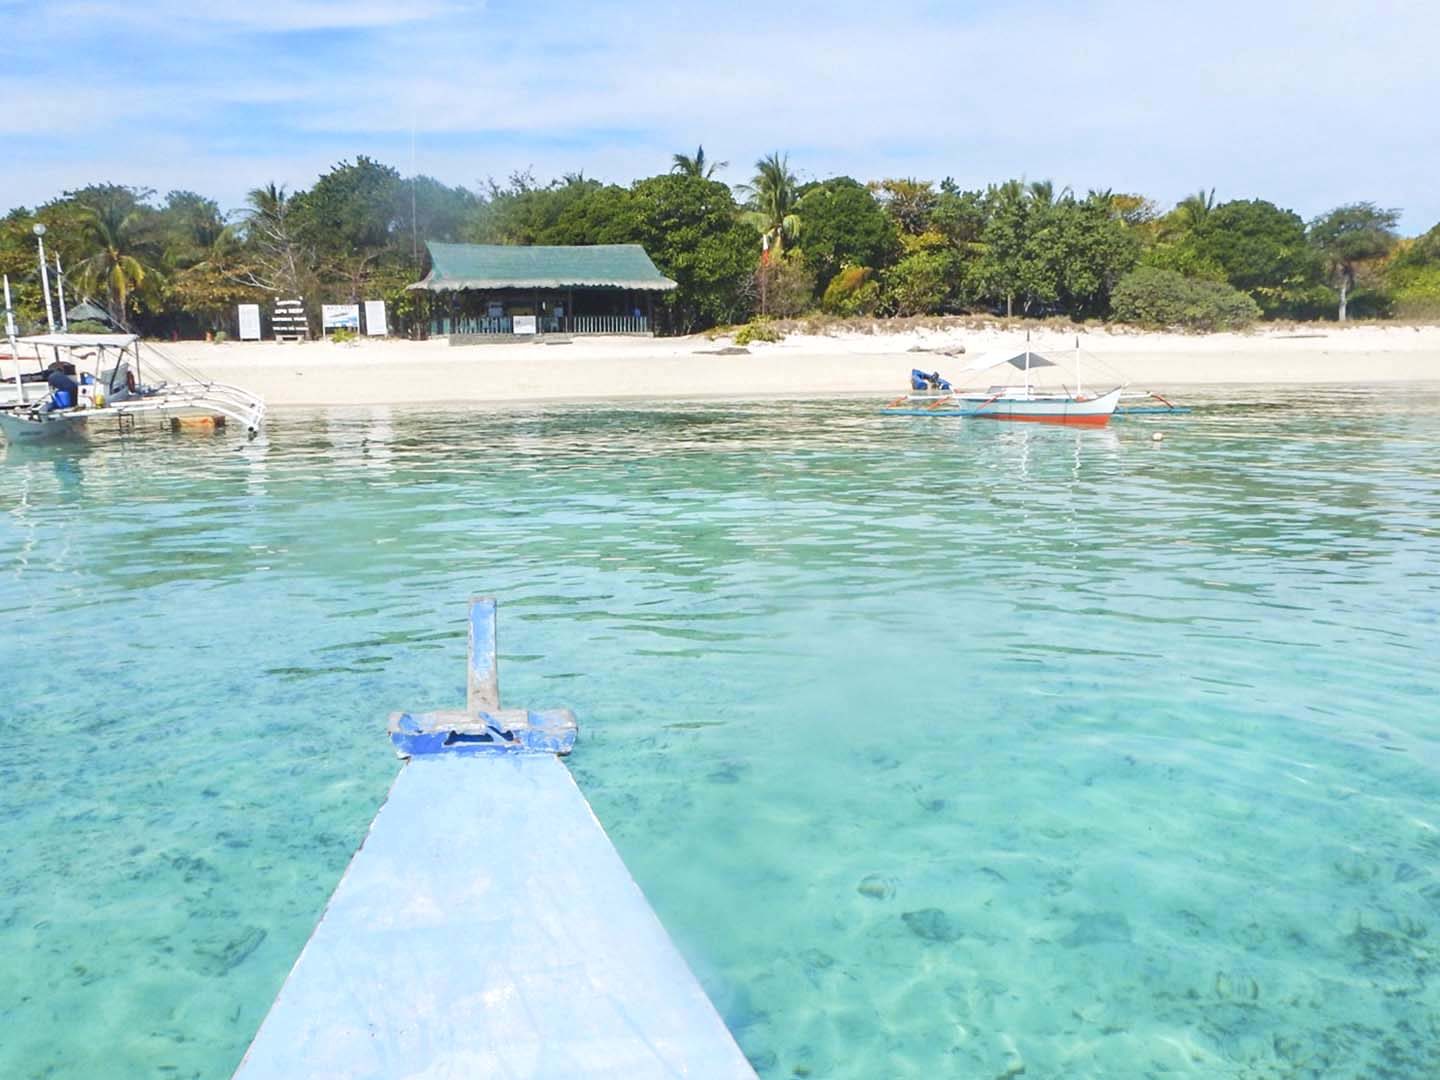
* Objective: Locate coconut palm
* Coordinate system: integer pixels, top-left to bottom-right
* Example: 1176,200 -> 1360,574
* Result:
740,151 -> 802,253
671,145 -> 727,179
71,190 -> 161,317
237,182 -> 309,298
1026,179 -> 1071,207
1176,187 -> 1217,230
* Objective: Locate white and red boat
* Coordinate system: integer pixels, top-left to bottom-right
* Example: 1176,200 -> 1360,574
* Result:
883,337 -> 1123,426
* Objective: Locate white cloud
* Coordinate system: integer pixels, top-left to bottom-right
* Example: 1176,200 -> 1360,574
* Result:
5,0 -> 1440,230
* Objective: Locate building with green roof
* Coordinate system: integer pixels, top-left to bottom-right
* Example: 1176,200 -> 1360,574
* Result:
408,242 -> 677,339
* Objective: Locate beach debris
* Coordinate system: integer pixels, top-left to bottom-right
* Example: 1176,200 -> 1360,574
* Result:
856,874 -> 896,900
902,907 -> 963,942
906,343 -> 967,355
697,345 -> 750,356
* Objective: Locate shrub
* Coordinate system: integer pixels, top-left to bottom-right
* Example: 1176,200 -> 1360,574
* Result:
883,251 -> 951,316
821,265 -> 881,316
1110,266 -> 1261,330
1387,263 -> 1440,319
212,330 -> 230,343
330,328 -> 358,344
734,317 -> 784,345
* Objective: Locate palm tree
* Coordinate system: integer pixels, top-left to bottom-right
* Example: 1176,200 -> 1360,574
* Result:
740,151 -> 802,253
1025,179 -> 1071,207
1176,187 -> 1217,231
237,182 -> 309,299
671,145 -> 727,179
72,192 -> 160,319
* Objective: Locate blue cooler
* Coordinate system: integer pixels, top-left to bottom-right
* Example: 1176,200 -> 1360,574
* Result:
53,390 -> 73,409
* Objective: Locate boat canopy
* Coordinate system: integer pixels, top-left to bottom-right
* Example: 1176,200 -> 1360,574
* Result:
1003,352 -> 1057,369
16,333 -> 140,348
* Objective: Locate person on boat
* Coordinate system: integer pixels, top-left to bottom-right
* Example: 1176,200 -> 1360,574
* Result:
44,360 -> 79,411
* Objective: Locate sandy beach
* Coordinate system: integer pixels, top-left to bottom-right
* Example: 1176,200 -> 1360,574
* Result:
161,324 -> 1440,408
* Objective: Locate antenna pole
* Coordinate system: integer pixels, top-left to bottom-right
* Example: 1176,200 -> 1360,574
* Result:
1075,335 -> 1081,396
36,234 -> 55,334
4,274 -> 25,405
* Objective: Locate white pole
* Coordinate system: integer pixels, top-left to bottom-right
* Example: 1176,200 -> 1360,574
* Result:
1024,329 -> 1031,396
55,256 -> 69,332
4,274 -> 25,405
36,233 -> 55,333
1075,335 -> 1082,397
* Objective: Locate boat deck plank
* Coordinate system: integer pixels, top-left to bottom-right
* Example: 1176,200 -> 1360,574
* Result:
234,753 -> 754,1079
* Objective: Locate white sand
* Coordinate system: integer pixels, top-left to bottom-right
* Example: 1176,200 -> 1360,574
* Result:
158,325 -> 1440,408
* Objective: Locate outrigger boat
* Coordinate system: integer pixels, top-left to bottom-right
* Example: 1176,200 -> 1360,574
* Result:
0,332 -> 266,443
1,267 -> 265,443
883,337 -> 1122,426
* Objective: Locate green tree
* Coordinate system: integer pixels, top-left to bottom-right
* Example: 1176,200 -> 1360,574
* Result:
67,184 -> 162,319
794,178 -> 898,288
236,182 -> 312,301
741,151 -> 801,254
395,176 -> 479,264
295,156 -> 405,300
870,178 -> 938,237
670,145 -> 727,179
970,180 -> 1058,316
1384,222 -> 1440,318
1190,199 -> 1321,316
1048,193 -> 1141,318
884,251 -> 950,316
628,174 -> 759,331
1308,202 -> 1400,320
476,172 -> 605,246
545,184 -> 639,245
1171,187 -> 1217,234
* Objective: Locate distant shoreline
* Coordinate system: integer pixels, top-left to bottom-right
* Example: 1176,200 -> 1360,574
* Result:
154,324 -> 1440,408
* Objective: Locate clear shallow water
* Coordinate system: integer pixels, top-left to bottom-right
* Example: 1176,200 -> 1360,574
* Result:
2,389 -> 1439,1079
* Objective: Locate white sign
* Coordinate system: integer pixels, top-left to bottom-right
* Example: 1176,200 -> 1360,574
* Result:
363,300 -> 387,337
237,303 -> 262,341
513,315 -> 537,336
321,303 -> 361,331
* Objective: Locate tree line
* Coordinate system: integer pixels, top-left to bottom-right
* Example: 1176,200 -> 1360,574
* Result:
2,150 -> 1438,339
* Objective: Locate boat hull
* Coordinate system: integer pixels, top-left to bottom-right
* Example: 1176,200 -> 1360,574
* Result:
964,387 -> 1121,426
0,409 -> 84,443
884,387 -> 1123,425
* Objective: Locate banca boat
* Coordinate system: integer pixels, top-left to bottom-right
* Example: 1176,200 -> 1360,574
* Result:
883,340 -> 1122,426
0,332 -> 266,443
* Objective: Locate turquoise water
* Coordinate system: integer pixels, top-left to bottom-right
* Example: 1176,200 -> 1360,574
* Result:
2,389 -> 1440,1079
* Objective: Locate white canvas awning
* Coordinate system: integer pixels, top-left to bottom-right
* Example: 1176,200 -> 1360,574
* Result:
16,333 -> 140,348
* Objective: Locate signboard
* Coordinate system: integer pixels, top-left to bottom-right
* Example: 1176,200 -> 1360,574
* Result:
237,303 -> 262,341
322,304 -> 361,332
363,300 -> 387,337
513,315 -> 537,336
273,299 -> 308,341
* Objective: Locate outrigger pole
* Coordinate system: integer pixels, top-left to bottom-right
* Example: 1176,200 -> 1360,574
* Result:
3,274 -> 25,405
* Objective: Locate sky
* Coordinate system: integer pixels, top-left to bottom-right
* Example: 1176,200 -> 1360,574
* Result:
3,0 -> 1438,232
